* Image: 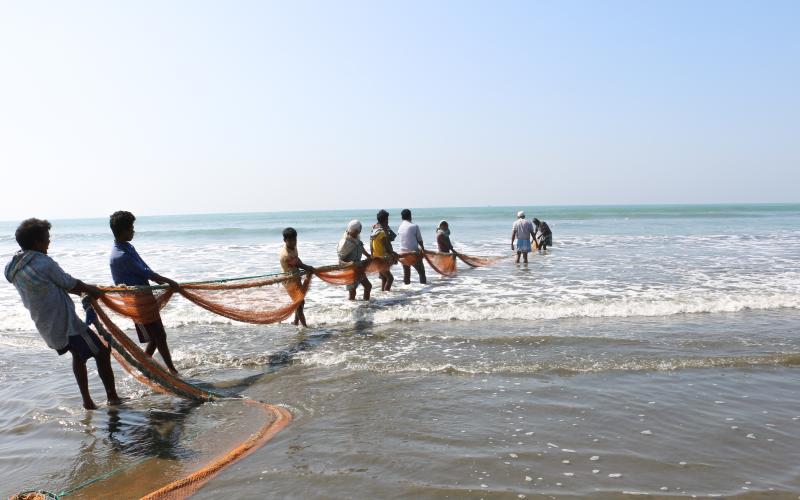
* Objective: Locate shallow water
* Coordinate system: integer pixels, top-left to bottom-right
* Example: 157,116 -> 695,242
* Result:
1,205 -> 799,498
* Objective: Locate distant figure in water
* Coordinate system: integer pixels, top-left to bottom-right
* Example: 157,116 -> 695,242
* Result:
436,220 -> 454,253
109,211 -> 181,375
280,227 -> 315,327
370,209 -> 398,291
398,208 -> 427,285
511,211 -> 534,263
337,219 -> 372,301
5,218 -> 120,410
533,218 -> 552,251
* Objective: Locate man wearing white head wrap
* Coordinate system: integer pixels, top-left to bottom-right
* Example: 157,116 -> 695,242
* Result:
337,220 -> 372,300
511,210 -> 534,263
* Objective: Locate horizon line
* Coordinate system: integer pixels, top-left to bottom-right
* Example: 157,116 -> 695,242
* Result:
2,201 -> 800,224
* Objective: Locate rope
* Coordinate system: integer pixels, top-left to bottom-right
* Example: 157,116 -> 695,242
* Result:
140,400 -> 291,499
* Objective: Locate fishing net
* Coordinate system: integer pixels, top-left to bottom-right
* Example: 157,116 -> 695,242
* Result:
456,253 -> 507,268
91,298 -> 215,401
313,260 -> 395,286
10,492 -> 58,500
99,273 -> 311,326
422,251 -> 457,276
79,299 -> 292,499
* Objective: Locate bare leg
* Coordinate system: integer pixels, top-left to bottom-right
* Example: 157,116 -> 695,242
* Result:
71,351 -> 96,410
348,288 -> 357,300
379,273 -> 387,291
94,347 -> 121,405
402,264 -> 411,285
516,251 -> 521,263
294,300 -> 307,327
145,341 -> 156,356
384,271 -> 394,291
155,335 -> 179,375
362,278 -> 372,300
523,251 -> 528,264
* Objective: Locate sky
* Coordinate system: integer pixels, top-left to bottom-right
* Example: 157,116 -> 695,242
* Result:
0,0 -> 798,220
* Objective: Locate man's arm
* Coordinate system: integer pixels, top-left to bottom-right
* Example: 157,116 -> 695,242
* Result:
151,273 -> 179,288
360,242 -> 372,260
295,257 -> 315,274
70,280 -> 104,299
416,226 -> 425,252
511,228 -> 517,250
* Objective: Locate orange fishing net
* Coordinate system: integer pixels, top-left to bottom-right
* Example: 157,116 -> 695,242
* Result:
89,299 -> 292,499
92,298 -> 214,401
99,274 -> 311,326
140,400 -> 291,499
456,253 -> 507,268
312,260 -> 394,286
422,251 -> 457,276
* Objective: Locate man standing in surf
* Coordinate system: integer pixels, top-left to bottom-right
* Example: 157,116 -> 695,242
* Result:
109,211 -> 181,374
370,209 -> 398,291
398,208 -> 427,285
6,218 -> 121,409
511,211 -> 535,263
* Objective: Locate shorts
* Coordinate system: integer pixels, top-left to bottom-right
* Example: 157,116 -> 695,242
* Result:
134,318 -> 166,344
516,239 -> 532,253
538,234 -> 553,247
57,328 -> 107,362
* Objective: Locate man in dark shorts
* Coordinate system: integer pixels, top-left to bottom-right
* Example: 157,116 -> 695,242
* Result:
5,218 -> 121,410
533,218 -> 553,251
109,211 -> 180,374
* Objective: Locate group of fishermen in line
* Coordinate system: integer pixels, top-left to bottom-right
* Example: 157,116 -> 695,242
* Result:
4,209 -> 552,409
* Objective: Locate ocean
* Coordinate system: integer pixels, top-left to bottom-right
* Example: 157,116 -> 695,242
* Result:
1,204 -> 799,498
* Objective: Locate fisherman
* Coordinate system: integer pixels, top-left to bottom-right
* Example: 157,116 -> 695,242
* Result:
533,218 -> 553,251
370,209 -> 398,291
109,211 -> 181,375
436,220 -> 454,253
337,220 -> 372,300
398,209 -> 427,284
280,227 -> 315,327
511,211 -> 534,263
5,218 -> 121,410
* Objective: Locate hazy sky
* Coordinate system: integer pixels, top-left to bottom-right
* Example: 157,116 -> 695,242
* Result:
1,0 -> 798,220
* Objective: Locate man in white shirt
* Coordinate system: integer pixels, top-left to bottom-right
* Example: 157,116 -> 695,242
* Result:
511,211 -> 535,263
397,209 -> 427,285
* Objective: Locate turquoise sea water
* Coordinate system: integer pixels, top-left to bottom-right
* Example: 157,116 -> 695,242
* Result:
1,204 -> 799,498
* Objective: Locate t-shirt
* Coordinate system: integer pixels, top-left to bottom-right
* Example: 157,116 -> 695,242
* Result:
371,230 -> 388,258
512,219 -> 533,240
4,250 -> 86,350
370,224 -> 393,258
398,220 -> 423,252
110,241 -> 157,286
337,233 -> 362,264
279,245 -> 299,273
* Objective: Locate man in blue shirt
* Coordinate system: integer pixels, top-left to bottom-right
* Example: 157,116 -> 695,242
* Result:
109,211 -> 180,374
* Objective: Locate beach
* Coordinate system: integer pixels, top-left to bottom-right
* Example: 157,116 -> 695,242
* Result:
1,205 -> 799,498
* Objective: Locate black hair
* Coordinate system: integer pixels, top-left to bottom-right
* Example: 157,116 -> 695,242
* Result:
282,227 -> 297,240
401,209 -> 411,221
376,209 -> 389,223
532,218 -> 541,226
109,211 -> 136,238
15,218 -> 51,250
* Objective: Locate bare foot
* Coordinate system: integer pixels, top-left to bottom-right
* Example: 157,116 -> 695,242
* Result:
107,397 -> 126,406
83,400 -> 98,410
